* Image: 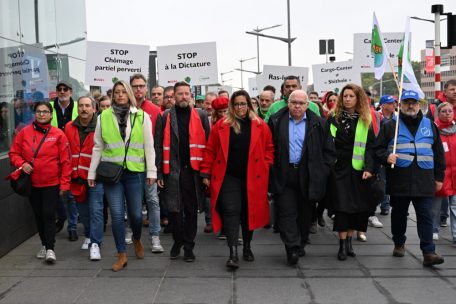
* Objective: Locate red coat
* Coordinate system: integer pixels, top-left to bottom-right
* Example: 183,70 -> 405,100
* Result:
64,121 -> 94,181
9,123 -> 72,190
141,99 -> 161,136
435,119 -> 456,197
200,118 -> 274,233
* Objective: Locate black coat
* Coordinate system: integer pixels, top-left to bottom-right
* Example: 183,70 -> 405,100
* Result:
373,111 -> 445,197
268,107 -> 336,203
155,106 -> 210,212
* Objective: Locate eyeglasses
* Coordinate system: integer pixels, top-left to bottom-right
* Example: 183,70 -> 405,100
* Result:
164,96 -> 173,99
233,102 -> 248,108
57,87 -> 69,92
289,100 -> 308,107
131,84 -> 146,90
35,110 -> 51,115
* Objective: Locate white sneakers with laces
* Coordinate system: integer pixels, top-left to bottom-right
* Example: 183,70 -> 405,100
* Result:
36,246 -> 46,259
45,249 -> 56,263
151,236 -> 164,253
368,216 -> 384,228
81,238 -> 91,250
125,231 -> 133,245
90,243 -> 101,261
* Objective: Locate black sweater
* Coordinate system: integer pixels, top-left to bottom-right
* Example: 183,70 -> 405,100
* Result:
226,117 -> 251,179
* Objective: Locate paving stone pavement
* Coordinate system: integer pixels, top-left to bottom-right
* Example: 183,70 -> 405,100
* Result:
0,210 -> 455,304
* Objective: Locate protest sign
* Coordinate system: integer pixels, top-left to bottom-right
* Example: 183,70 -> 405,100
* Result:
312,60 -> 361,95
257,65 -> 308,99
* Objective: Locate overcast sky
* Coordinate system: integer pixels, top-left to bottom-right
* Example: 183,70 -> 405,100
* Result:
86,0 -> 454,89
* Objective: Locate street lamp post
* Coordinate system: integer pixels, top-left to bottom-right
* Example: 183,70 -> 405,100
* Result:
239,57 -> 256,89
249,24 -> 282,73
220,70 -> 234,86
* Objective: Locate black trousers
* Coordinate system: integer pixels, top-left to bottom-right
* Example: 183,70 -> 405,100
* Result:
274,167 -> 312,253
29,185 -> 59,250
218,174 -> 253,247
171,167 -> 198,250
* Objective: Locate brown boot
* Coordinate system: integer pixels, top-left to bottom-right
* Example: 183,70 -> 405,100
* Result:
112,253 -> 128,272
423,253 -> 444,267
133,239 -> 144,259
393,245 -> 405,257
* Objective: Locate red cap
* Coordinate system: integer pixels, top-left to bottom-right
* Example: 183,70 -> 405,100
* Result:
212,97 -> 229,110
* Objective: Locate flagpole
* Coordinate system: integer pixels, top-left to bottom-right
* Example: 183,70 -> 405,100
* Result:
390,54 -> 406,170
386,57 -> 401,92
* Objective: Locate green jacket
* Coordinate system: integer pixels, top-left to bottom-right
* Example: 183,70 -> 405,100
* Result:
264,98 -> 320,123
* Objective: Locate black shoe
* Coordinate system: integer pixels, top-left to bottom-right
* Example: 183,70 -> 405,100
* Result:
68,230 -> 78,242
243,244 -> 255,262
55,219 -> 66,233
170,243 -> 182,260
287,251 -> 299,265
338,239 -> 347,261
298,247 -> 306,257
380,209 -> 389,216
317,216 -> 326,227
346,237 -> 356,257
183,248 -> 195,262
226,246 -> 239,270
309,222 -> 317,234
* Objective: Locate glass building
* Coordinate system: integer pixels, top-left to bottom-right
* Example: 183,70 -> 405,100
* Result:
0,0 -> 87,256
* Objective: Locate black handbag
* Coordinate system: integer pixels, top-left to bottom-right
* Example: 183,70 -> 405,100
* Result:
10,127 -> 50,197
96,112 -> 137,183
367,174 -> 386,209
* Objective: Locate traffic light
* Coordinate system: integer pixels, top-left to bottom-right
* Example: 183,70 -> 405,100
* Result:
328,39 -> 335,54
448,13 -> 456,47
319,40 -> 326,55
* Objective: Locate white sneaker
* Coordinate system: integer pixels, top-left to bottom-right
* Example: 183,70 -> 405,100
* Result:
433,233 -> 439,241
89,243 -> 101,260
151,236 -> 164,253
368,216 -> 383,228
45,249 -> 56,263
125,231 -> 133,245
36,246 -> 46,259
81,238 -> 91,250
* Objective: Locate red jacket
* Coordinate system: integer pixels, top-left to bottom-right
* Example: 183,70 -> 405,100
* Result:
141,99 -> 161,136
435,119 -> 456,197
9,123 -> 72,190
64,120 -> 95,181
200,118 -> 274,233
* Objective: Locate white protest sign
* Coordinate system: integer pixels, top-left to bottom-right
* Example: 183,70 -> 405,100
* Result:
157,42 -> 218,86
85,41 -> 149,87
0,43 -> 49,102
312,60 -> 361,95
257,65 -> 308,99
248,77 -> 259,97
207,85 -> 233,95
353,32 -> 408,71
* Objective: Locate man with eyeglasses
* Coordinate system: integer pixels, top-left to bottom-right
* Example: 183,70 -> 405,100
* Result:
263,75 -> 321,123
130,73 -> 164,254
374,90 -> 446,267
268,90 -> 335,265
50,80 -> 79,241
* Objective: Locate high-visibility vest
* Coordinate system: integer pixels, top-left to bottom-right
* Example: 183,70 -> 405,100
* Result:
330,117 -> 370,171
163,108 -> 206,174
50,101 -> 78,128
65,121 -> 94,180
388,117 -> 434,169
100,108 -> 145,172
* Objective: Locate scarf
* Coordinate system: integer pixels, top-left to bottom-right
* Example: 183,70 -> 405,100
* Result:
435,118 -> 456,136
112,103 -> 130,140
32,121 -> 51,133
340,110 -> 359,135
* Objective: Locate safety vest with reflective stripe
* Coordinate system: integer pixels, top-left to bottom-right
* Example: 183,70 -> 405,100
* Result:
65,121 -> 94,180
50,101 -> 78,128
163,108 -> 206,174
100,108 -> 145,172
388,117 -> 434,169
330,118 -> 370,171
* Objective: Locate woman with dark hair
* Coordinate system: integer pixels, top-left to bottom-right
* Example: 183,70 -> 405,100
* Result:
327,84 -> 375,260
201,90 -> 274,270
9,101 -> 72,263
322,91 -> 338,118
88,80 -> 157,272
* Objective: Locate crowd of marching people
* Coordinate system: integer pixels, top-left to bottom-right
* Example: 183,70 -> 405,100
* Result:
7,74 -> 456,271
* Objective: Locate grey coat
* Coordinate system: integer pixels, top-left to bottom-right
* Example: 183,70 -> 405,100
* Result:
155,106 -> 210,212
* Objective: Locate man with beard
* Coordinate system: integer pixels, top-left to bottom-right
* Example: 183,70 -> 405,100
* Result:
374,90 -> 446,267
161,86 -> 175,112
156,81 -> 210,262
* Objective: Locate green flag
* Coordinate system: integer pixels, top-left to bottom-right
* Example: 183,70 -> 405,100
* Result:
371,12 -> 389,80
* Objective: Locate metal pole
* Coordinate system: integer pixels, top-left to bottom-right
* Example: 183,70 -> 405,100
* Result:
434,10 -> 441,99
287,0 -> 292,66
380,76 -> 383,96
240,61 -> 244,90
34,0 -> 39,43
256,27 -> 260,73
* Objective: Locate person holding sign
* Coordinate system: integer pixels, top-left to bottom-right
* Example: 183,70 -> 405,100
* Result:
327,84 -> 376,261
374,90 -> 446,267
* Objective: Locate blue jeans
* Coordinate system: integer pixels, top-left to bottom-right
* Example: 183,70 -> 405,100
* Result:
144,182 -> 160,237
390,196 -> 435,254
75,182 -> 105,244
204,197 -> 212,225
431,197 -> 447,233
449,195 -> 456,242
104,171 -> 144,253
441,197 -> 449,222
64,193 -> 79,232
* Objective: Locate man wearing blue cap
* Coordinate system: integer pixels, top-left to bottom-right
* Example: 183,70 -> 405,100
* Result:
379,95 -> 397,122
374,90 -> 446,267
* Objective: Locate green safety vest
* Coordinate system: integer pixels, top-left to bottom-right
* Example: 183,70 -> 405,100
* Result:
50,101 -> 78,128
330,118 -> 369,171
100,108 -> 145,172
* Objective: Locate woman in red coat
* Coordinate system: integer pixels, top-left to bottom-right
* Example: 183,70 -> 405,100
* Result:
9,101 -> 72,263
201,90 -> 274,270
